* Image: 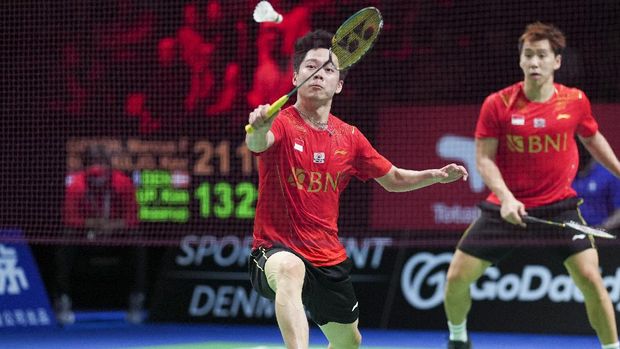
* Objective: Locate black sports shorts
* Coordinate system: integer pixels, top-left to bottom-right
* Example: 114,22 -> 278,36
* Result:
248,245 -> 359,326
458,197 -> 595,265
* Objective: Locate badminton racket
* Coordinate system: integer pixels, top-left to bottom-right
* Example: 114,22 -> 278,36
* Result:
245,6 -> 383,133
522,215 -> 616,239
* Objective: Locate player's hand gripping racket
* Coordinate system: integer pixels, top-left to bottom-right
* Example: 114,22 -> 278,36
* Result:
522,215 -> 616,239
245,7 -> 383,133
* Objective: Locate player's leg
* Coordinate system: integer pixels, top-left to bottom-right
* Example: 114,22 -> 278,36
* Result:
564,248 -> 619,347
444,205 -> 511,348
444,249 -> 491,333
264,250 -> 309,349
303,258 -> 360,349
319,320 -> 362,349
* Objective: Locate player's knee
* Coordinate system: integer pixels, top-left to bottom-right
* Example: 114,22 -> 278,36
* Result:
445,267 -> 470,288
276,256 -> 305,277
270,256 -> 305,292
353,331 -> 362,348
330,331 -> 361,349
348,330 -> 362,348
572,267 -> 604,292
265,253 -> 306,294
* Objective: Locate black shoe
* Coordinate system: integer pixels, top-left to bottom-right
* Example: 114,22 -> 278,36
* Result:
448,340 -> 471,349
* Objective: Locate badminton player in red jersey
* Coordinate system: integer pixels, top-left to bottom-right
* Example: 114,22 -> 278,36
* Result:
443,22 -> 620,349
246,30 -> 468,349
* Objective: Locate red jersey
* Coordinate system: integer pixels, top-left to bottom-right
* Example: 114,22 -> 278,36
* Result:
64,167 -> 139,229
253,107 -> 392,266
475,82 -> 598,207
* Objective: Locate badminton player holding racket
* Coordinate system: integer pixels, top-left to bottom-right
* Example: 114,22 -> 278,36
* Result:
443,22 -> 620,349
246,30 -> 467,349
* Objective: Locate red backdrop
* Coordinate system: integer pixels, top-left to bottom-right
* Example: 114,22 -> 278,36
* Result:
371,104 -> 620,230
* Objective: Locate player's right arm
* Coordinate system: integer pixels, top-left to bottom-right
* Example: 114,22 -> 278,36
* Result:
245,104 -> 276,153
476,137 -> 527,226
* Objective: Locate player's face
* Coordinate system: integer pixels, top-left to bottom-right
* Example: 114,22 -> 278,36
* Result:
293,48 -> 343,101
519,39 -> 561,86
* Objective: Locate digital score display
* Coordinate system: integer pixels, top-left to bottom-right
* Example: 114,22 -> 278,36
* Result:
136,170 -> 191,222
135,170 -> 256,222
66,138 -> 258,225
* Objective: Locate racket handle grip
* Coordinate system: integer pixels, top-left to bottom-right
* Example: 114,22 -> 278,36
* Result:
245,95 -> 290,134
267,95 -> 290,117
521,216 -> 543,224
522,215 -> 564,228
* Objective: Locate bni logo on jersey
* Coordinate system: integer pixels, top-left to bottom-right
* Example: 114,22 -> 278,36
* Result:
0,244 -> 29,295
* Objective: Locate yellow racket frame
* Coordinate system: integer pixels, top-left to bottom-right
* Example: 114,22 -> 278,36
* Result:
245,7 -> 383,133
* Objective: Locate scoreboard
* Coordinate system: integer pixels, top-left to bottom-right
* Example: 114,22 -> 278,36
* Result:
65,138 -> 258,225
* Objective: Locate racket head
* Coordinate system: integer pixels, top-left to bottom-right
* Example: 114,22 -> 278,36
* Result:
331,7 -> 383,71
565,221 -> 616,239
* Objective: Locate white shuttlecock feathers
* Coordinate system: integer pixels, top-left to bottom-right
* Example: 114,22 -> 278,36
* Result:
253,1 -> 283,23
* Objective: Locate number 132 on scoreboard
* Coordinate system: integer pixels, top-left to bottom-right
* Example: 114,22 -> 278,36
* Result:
194,181 -> 257,220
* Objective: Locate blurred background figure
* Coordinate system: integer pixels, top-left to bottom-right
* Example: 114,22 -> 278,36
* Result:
276,0 -> 312,57
125,37 -> 191,134
201,0 -> 242,120
247,0 -> 314,108
247,23 -> 293,108
55,144 -> 147,325
176,2 -> 203,70
176,1 -> 241,121
49,43 -> 89,117
90,0 -> 157,120
573,141 -> 620,233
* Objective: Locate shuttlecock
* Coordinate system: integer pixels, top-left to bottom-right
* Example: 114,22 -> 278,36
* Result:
253,1 -> 283,23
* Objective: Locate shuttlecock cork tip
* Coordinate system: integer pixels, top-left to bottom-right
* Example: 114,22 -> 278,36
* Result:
253,1 -> 283,23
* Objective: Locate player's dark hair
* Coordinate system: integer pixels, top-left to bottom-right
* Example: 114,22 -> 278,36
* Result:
293,29 -> 347,80
518,22 -> 566,56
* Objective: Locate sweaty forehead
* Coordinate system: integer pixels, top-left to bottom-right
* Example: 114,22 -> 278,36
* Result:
522,39 -> 552,52
303,48 -> 340,68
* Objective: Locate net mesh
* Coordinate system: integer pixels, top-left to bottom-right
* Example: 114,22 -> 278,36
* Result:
3,0 -> 620,248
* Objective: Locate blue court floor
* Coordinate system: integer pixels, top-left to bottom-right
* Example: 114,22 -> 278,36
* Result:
0,311 -> 602,349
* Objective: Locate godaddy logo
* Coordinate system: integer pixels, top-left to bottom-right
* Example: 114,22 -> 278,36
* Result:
401,252 -> 620,311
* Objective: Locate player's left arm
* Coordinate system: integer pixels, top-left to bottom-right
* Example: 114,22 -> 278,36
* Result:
579,131 -> 620,178
600,160 -> 620,231
375,164 -> 468,193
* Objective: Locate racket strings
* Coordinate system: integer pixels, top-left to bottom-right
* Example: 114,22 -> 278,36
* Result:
246,7 -> 383,132
566,221 -> 614,238
331,8 -> 383,70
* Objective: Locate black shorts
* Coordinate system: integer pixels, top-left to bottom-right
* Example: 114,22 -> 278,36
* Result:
248,245 -> 359,326
458,197 -> 595,265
